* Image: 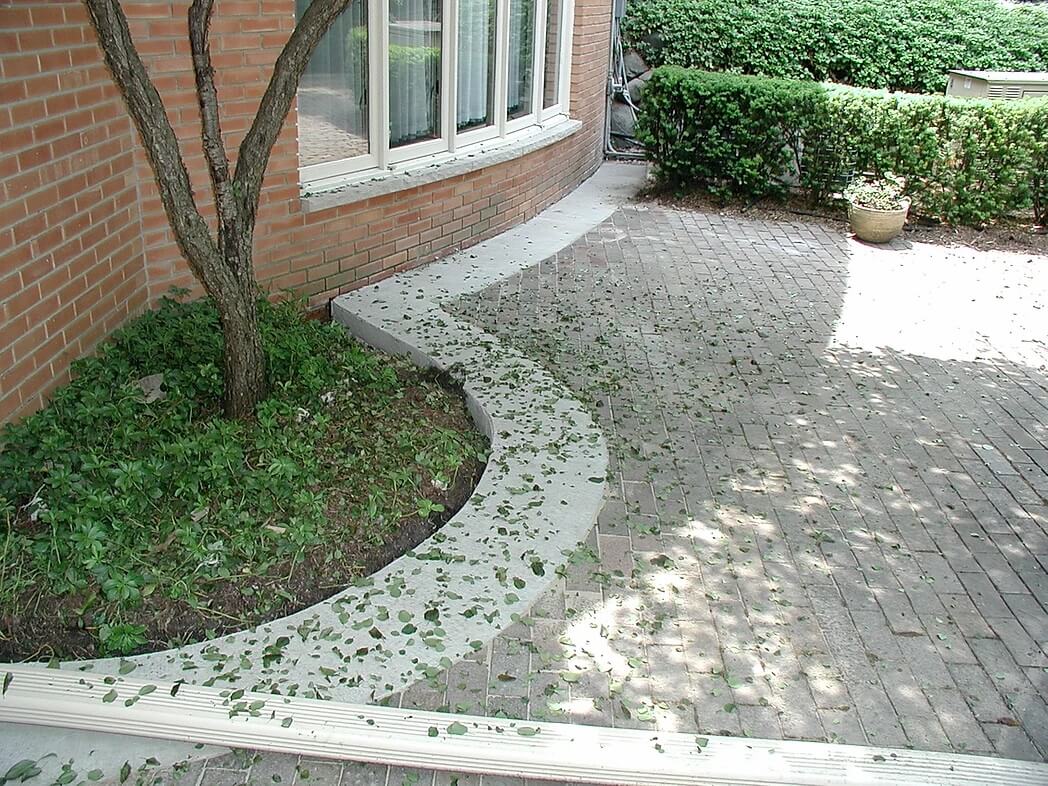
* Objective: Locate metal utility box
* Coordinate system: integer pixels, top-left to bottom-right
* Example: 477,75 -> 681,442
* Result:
946,70 -> 1048,100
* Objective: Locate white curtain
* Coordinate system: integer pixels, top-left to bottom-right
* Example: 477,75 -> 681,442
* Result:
457,0 -> 495,131
389,0 -> 442,147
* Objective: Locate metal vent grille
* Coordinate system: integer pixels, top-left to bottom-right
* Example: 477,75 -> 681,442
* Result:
987,84 -> 1028,101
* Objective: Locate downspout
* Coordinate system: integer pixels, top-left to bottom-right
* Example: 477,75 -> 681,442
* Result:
605,0 -> 645,159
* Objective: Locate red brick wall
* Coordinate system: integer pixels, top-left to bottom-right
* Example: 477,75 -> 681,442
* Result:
0,2 -> 151,423
0,0 -> 609,424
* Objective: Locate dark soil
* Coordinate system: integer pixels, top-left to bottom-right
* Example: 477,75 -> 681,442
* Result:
647,188 -> 1048,256
0,375 -> 485,663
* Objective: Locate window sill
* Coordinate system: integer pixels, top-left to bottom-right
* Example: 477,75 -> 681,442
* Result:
299,118 -> 583,214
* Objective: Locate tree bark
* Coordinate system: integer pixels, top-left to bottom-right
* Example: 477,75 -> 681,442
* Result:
216,287 -> 267,421
186,0 -> 268,419
82,0 -> 357,421
232,0 -> 355,239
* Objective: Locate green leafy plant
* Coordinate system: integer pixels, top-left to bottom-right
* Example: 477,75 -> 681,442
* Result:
634,67 -> 828,201
1011,98 -> 1048,227
622,0 -> 1048,95
844,174 -> 907,211
0,295 -> 487,659
415,498 -> 446,519
97,621 -> 149,656
637,67 -> 1048,226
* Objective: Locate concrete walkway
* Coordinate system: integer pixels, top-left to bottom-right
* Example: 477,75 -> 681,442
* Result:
64,178 -> 1048,786
443,205 -> 1048,762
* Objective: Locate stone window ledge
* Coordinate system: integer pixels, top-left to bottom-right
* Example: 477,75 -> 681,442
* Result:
300,118 -> 583,214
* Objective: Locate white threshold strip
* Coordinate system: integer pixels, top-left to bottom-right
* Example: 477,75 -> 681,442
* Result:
3,666 -> 1046,786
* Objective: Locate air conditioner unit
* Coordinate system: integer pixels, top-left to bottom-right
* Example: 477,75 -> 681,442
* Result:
946,70 -> 1048,100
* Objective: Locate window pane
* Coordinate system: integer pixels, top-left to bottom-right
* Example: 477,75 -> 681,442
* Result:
542,0 -> 562,108
457,0 -> 497,132
507,0 -> 535,120
389,0 -> 443,148
297,0 -> 369,167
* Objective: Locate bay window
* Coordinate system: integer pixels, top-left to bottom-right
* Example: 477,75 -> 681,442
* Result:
297,0 -> 573,188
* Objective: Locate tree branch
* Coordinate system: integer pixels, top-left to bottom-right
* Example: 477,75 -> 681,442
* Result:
82,0 -> 236,298
232,0 -> 355,236
188,0 -> 237,248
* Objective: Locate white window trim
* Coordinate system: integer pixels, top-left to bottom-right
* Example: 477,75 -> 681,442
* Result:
539,0 -> 572,120
454,0 -> 504,150
298,0 -> 383,184
300,116 -> 581,213
504,0 -> 539,134
374,0 -> 389,169
297,0 -> 574,191
386,0 -> 454,164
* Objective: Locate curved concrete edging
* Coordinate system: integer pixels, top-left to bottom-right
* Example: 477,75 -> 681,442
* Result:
0,162 -> 647,778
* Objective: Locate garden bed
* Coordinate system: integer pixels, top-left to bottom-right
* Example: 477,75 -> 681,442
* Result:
0,296 -> 487,661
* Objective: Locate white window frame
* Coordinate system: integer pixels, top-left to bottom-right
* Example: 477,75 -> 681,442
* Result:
503,0 -> 541,134
538,0 -> 572,121
386,0 -> 454,164
453,0 -> 505,148
297,0 -> 573,188
299,0 -> 382,183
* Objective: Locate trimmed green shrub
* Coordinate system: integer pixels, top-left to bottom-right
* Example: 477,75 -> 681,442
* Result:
622,0 -> 1048,95
636,67 -> 1048,226
635,69 -> 826,201
1012,98 -> 1048,226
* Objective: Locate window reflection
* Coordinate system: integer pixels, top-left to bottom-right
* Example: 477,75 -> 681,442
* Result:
296,0 -> 369,166
507,0 -> 535,120
389,0 -> 443,148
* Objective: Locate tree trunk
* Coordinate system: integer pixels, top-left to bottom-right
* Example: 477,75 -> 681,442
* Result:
216,289 -> 267,420
83,0 -> 356,421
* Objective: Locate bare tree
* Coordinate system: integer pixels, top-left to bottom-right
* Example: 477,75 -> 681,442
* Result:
83,0 -> 354,419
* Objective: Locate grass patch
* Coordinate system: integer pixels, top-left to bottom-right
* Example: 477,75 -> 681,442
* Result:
0,295 -> 487,660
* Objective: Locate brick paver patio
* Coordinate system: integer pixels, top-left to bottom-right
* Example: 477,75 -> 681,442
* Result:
190,204 -> 1048,785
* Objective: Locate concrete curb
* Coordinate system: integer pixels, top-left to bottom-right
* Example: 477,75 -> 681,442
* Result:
0,162 -> 647,781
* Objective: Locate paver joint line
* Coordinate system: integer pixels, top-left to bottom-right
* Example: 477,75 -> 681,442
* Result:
437,202 -> 1048,766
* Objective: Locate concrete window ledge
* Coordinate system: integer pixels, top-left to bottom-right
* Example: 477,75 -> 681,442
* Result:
300,119 -> 583,214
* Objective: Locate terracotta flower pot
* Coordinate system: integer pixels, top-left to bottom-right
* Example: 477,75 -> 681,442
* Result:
847,198 -> 911,243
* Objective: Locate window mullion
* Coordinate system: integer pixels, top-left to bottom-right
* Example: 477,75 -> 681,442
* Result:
376,0 -> 390,169
496,0 -> 510,138
532,0 -> 546,124
446,0 -> 458,153
557,0 -> 573,116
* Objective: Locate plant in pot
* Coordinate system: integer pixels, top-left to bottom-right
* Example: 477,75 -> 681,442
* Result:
844,174 -> 911,243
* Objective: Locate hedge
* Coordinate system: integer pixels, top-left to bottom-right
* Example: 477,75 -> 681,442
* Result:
621,0 -> 1048,95
636,67 -> 1048,226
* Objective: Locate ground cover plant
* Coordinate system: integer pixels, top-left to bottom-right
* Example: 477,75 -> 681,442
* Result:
622,0 -> 1048,94
637,67 -> 1048,227
0,296 -> 487,660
